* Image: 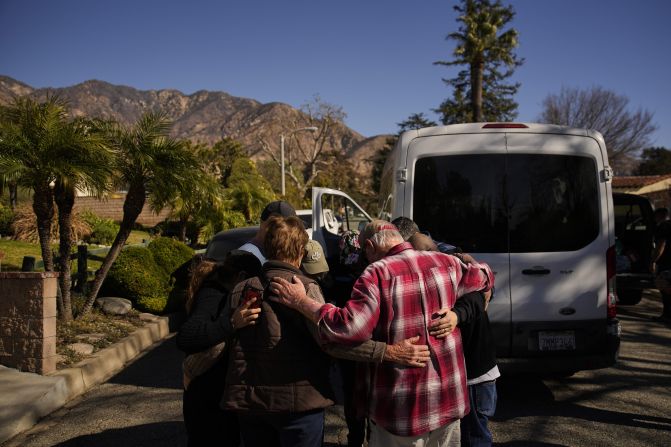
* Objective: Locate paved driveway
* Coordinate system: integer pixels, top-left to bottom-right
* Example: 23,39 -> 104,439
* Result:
490,291 -> 671,446
3,292 -> 669,447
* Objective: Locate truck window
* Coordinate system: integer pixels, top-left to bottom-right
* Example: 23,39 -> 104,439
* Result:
320,193 -> 370,234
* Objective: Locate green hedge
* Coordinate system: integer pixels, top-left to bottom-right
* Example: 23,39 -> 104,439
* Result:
102,246 -> 170,313
81,210 -> 119,245
0,204 -> 14,237
148,237 -> 194,277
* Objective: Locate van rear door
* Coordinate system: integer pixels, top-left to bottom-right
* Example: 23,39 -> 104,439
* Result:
504,134 -> 610,356
405,133 -> 513,357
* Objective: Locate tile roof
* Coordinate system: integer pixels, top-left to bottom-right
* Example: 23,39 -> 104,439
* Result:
612,174 -> 671,188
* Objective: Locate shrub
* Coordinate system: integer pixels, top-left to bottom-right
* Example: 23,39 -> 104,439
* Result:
90,220 -> 119,245
0,204 -> 13,237
136,296 -> 168,314
147,237 -> 194,277
151,220 -> 199,243
81,210 -> 119,245
102,246 -> 170,312
197,210 -> 247,245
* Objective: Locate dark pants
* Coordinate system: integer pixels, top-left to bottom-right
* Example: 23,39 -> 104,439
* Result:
183,365 -> 240,447
663,294 -> 671,317
461,381 -> 497,447
339,359 -> 366,447
238,409 -> 324,447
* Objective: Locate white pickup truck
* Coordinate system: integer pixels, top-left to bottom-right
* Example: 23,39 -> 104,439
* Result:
205,187 -> 373,263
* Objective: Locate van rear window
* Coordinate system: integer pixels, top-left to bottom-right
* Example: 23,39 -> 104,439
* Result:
413,154 -> 600,253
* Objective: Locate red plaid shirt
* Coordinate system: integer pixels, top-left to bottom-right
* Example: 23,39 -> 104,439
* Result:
317,242 -> 494,436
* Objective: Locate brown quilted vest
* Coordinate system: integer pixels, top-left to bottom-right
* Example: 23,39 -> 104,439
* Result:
221,260 -> 334,413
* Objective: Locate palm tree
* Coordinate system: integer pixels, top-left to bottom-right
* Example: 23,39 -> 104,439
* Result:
0,96 -> 66,273
0,97 -> 115,320
51,118 -> 115,320
80,112 -> 202,317
166,153 -> 226,243
226,158 -> 275,221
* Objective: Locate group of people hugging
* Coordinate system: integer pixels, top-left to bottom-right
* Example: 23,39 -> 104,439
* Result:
176,200 -> 498,447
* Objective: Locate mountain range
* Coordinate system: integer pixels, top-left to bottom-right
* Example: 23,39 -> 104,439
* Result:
0,75 -> 390,192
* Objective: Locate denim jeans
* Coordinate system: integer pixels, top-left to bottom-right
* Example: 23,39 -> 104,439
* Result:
238,409 -> 324,447
461,380 -> 497,447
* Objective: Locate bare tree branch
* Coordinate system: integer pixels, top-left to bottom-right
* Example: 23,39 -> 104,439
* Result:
539,86 -> 657,165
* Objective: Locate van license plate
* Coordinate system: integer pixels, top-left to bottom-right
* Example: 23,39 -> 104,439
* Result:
538,331 -> 576,351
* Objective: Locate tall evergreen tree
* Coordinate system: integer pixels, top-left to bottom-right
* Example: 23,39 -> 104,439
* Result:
434,0 -> 523,123
636,147 -> 671,176
397,113 -> 438,133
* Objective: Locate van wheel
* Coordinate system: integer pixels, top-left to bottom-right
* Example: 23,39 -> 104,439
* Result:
617,290 -> 643,306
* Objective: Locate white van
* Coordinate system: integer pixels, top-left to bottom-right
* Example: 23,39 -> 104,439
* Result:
379,123 -> 621,374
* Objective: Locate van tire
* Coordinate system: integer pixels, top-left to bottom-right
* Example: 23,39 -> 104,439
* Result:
617,290 -> 643,306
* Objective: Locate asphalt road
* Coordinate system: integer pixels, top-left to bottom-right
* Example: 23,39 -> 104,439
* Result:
3,292 -> 670,447
490,291 -> 671,447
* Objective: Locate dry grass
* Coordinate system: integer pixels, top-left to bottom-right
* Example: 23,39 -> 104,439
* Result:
11,205 -> 91,243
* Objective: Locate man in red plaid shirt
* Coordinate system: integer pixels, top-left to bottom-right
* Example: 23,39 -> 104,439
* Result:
271,220 -> 494,446
271,221 -> 494,446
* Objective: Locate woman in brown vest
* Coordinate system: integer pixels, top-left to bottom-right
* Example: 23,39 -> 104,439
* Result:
221,215 -> 335,446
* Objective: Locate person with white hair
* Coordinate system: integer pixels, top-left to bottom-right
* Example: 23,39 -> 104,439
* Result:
270,219 -> 494,447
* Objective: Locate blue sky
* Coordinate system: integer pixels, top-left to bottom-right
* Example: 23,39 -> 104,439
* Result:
1,0 -> 670,149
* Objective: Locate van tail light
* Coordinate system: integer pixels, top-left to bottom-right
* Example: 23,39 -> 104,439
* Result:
606,245 -> 617,318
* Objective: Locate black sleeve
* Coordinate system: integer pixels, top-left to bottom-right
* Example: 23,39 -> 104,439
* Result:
453,291 -> 486,327
175,286 -> 233,354
656,221 -> 671,243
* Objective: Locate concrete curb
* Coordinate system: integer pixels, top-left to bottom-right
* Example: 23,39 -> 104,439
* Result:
0,315 -> 174,444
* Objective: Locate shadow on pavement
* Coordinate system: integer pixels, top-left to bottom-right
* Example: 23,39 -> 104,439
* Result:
494,374 -> 671,432
108,337 -> 183,390
50,421 -> 186,447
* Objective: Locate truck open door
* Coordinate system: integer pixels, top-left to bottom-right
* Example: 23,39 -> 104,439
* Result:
311,187 -> 373,264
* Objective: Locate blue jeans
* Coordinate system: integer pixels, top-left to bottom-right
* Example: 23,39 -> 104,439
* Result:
238,409 -> 324,447
461,380 -> 497,447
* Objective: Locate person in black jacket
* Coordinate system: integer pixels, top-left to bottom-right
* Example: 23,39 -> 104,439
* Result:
452,290 -> 498,447
410,232 -> 499,447
176,250 -> 263,447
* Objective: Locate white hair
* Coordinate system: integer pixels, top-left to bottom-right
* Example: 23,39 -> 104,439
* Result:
370,228 -> 404,249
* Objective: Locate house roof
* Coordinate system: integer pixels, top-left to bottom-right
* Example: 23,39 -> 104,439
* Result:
613,174 -> 671,194
613,175 -> 671,189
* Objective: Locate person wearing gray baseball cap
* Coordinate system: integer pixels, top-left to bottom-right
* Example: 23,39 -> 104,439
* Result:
301,239 -> 329,279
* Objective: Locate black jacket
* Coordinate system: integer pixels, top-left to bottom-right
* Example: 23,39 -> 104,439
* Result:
176,275 -> 233,355
453,291 -> 497,380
